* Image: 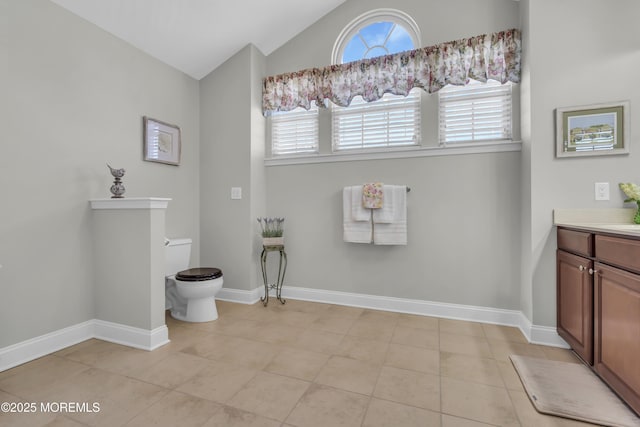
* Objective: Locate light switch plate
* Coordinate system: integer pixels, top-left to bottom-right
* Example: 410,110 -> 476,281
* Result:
231,187 -> 242,200
595,182 -> 609,201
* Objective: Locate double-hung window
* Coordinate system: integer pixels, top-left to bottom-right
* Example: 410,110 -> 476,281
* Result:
270,104 -> 319,156
438,79 -> 513,145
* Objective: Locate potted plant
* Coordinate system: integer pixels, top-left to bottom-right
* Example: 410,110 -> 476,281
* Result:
258,217 -> 285,246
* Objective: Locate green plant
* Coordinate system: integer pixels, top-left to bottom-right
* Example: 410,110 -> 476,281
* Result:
619,183 -> 640,224
257,217 -> 285,237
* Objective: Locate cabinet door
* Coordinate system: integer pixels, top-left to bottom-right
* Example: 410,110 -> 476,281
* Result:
557,250 -> 593,364
594,262 -> 640,415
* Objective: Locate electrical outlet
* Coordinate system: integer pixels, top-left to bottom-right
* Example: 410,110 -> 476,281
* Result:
595,182 -> 610,201
231,187 -> 242,200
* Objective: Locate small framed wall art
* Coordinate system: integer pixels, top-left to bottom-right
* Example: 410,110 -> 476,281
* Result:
143,116 -> 181,165
556,101 -> 629,158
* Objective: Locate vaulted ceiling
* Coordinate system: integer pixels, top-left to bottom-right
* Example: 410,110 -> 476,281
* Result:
50,0 -> 347,80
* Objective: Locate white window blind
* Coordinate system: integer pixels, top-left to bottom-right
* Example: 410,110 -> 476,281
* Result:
332,90 -> 421,151
439,80 -> 512,144
271,105 -> 319,156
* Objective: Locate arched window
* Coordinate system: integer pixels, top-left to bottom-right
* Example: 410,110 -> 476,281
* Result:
332,9 -> 421,151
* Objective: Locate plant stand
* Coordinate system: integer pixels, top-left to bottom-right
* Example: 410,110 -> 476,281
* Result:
260,244 -> 287,306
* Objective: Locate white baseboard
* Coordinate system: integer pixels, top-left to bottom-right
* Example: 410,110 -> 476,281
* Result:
221,285 -> 567,348
217,286 -> 262,304
0,321 -> 94,372
0,320 -> 169,372
93,320 -> 169,351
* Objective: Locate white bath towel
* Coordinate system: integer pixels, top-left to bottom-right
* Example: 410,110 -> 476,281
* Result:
350,185 -> 371,221
373,185 -> 405,223
343,186 -> 372,243
373,185 -> 407,245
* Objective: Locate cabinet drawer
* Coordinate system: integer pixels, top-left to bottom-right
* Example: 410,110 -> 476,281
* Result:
596,235 -> 640,273
558,228 -> 594,257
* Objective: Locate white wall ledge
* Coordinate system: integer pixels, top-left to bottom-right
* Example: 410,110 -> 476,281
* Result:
90,197 -> 171,210
265,141 -> 522,166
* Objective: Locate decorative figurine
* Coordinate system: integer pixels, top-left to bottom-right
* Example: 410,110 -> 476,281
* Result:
107,164 -> 126,198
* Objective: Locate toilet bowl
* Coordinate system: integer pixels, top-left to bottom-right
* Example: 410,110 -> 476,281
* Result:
165,238 -> 224,322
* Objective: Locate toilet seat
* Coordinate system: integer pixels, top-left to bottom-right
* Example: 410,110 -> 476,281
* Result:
176,267 -> 222,282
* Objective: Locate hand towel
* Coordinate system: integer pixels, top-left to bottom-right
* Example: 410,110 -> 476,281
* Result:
343,186 -> 372,243
350,185 -> 370,222
373,185 -> 407,245
362,182 -> 384,209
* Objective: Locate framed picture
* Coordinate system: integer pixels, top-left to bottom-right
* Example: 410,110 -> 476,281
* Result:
556,101 -> 629,158
143,116 -> 181,165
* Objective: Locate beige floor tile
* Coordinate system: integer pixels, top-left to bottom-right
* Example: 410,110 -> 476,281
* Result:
441,414 -> 495,427
0,389 -> 59,427
540,346 -> 581,363
392,325 -> 439,350
347,317 -> 396,342
285,383 -> 369,427
439,333 -> 493,359
439,319 -> 485,337
373,366 -> 440,411
324,304 -> 364,318
125,391 -> 220,427
164,325 -> 212,352
385,343 -> 439,375
488,339 -> 547,362
227,372 -> 310,422
176,360 -> 257,403
508,389 -> 595,427
203,405 -> 281,427
190,317 -> 264,339
396,313 -> 439,331
333,335 -> 390,365
217,337 -> 281,369
363,397 -> 442,427
264,347 -> 330,381
292,329 -> 344,354
440,352 -> 504,387
252,323 -> 306,346
441,376 -> 519,426
314,356 -> 381,395
0,356 -> 89,400
309,314 -> 358,334
497,360 -> 526,391
128,351 -> 209,389
270,309 -> 320,328
482,324 -> 527,343
360,308 -> 400,319
179,332 -> 233,359
66,375 -> 169,426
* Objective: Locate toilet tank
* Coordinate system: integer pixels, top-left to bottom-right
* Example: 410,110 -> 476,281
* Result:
165,238 -> 192,276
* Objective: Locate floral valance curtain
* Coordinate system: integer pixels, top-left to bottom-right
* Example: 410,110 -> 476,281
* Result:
262,28 -> 521,116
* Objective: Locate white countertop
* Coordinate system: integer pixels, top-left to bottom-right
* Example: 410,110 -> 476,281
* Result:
554,208 -> 640,237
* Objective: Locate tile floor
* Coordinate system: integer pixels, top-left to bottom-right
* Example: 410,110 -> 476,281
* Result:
0,300 -> 598,427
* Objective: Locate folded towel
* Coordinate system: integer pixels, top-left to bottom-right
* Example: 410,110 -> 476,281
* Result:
343,186 -> 372,243
373,185 -> 407,245
350,185 -> 370,222
373,185 -> 404,223
362,182 -> 384,209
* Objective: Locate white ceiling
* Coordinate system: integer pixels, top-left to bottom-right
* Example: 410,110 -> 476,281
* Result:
50,0 -> 347,80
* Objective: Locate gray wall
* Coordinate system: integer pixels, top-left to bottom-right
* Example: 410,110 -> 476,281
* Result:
262,0 -> 523,309
523,0 -> 640,326
199,45 -> 266,291
0,0 -> 200,348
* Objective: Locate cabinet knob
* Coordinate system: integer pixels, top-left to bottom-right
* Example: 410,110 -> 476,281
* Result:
579,265 -> 585,271
589,268 -> 598,275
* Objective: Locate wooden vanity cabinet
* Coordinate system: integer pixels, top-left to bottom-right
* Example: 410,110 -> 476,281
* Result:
593,235 -> 640,414
557,228 -> 640,415
556,228 -> 594,365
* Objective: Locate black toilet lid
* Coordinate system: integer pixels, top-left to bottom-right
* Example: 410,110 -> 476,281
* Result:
176,267 -> 222,281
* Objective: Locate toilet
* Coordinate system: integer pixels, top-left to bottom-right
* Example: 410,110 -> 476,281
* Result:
165,238 -> 223,322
